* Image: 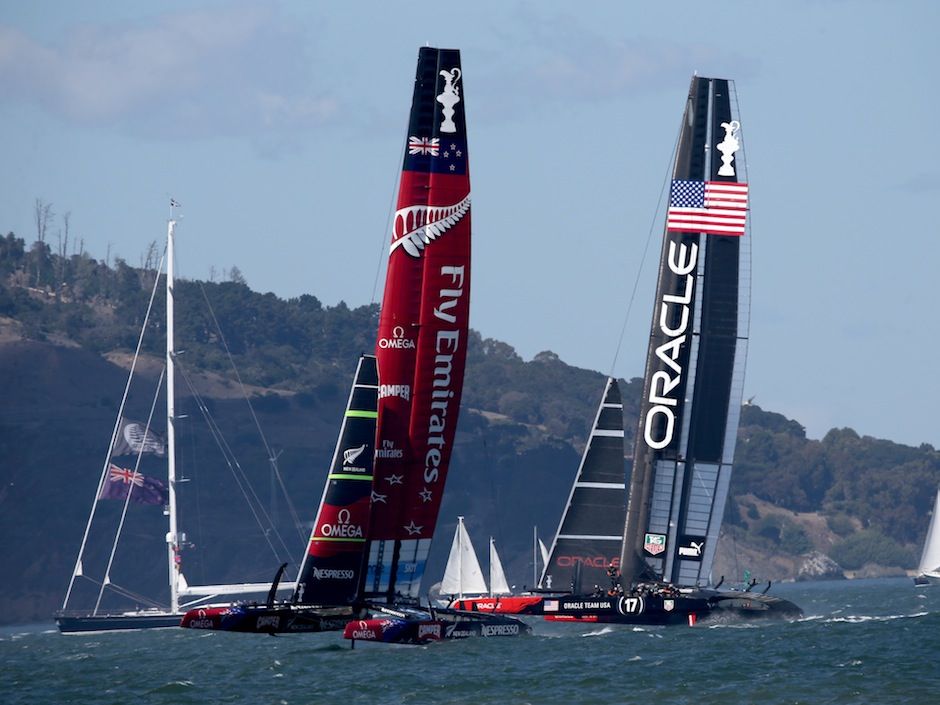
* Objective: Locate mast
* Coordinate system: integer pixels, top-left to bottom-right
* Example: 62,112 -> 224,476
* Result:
620,77 -> 750,589
533,526 -> 537,588
165,218 -> 180,614
457,517 -> 464,600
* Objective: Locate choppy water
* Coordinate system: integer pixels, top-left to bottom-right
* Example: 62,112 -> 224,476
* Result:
3,578 -> 938,705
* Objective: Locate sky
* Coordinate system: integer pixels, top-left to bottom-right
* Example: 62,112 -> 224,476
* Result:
1,1 -> 938,448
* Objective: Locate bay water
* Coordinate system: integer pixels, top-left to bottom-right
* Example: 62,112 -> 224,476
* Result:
3,578 -> 938,704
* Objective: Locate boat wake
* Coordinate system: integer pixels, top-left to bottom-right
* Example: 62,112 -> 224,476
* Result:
822,612 -> 928,624
581,626 -> 617,637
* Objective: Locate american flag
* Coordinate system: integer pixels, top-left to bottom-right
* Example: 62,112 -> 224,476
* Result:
666,180 -> 749,236
408,136 -> 439,156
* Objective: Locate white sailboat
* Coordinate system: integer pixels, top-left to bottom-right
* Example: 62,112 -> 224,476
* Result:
438,518 -> 514,603
440,517 -> 487,600
914,488 -> 940,587
57,213 -> 295,632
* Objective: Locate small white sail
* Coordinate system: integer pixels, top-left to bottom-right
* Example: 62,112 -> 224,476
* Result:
917,489 -> 940,581
538,538 -> 549,568
489,538 -> 511,596
440,517 -> 487,598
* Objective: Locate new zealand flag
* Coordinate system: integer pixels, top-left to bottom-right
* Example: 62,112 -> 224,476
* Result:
98,464 -> 168,505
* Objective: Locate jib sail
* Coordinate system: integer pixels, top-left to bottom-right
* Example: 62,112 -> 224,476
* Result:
541,378 -> 626,594
293,355 -> 377,605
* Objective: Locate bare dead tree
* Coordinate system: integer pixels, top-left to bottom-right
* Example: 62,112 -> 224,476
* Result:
34,198 -> 54,244
54,211 -> 71,297
33,198 -> 54,286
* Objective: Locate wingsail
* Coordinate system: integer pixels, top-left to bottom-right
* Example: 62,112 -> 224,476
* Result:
365,47 -> 472,603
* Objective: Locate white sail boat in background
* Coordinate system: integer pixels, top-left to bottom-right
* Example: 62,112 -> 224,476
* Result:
440,517 -> 487,600
57,213 -> 296,632
914,489 -> 940,587
439,518 -> 513,601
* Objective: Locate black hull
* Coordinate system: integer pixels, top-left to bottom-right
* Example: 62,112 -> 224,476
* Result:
180,603 -> 357,634
56,611 -> 182,633
544,589 -> 802,626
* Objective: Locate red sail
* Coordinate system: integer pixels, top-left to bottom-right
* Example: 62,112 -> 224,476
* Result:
367,47 -> 470,600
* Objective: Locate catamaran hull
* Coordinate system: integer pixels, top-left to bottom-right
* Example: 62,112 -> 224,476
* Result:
343,609 -> 530,645
449,595 -> 548,615
543,590 -> 802,626
56,610 -> 182,633
180,604 -> 357,634
913,573 -> 940,587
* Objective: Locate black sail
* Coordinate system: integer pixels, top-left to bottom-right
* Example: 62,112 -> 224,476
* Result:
621,77 -> 750,588
293,355 -> 378,605
541,378 -> 625,593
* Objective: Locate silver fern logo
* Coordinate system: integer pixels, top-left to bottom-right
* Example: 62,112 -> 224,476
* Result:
390,194 -> 471,258
343,444 -> 366,465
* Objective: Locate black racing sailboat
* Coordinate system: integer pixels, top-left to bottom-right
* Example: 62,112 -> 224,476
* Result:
180,355 -> 378,633
544,75 -> 801,626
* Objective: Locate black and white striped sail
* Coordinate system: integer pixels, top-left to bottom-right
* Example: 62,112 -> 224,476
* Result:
541,378 -> 625,593
620,76 -> 751,589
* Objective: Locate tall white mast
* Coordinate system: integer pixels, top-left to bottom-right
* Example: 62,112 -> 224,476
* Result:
457,516 -> 464,600
166,217 -> 180,614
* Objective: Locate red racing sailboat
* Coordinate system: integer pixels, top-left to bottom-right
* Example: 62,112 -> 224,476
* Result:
343,46 -> 527,644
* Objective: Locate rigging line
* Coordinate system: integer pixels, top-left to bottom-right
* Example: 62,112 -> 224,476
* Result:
181,405 -> 207,585
607,117 -> 684,379
95,366 -> 166,615
195,281 -> 306,547
370,101 -> 411,306
63,247 -> 167,610
730,79 -> 754,334
175,359 -> 296,568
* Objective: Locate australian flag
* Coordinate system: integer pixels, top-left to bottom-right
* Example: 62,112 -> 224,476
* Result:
98,464 -> 168,505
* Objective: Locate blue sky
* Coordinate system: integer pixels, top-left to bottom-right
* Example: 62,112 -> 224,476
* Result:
1,1 -> 938,448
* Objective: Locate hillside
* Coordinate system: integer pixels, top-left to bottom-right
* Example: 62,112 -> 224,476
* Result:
1,231 -> 939,624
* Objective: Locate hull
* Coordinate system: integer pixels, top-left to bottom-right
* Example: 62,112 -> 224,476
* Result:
180,604 -> 358,634
450,595 -> 548,615
343,606 -> 530,645
56,610 -> 181,633
543,589 -> 802,626
913,573 -> 940,587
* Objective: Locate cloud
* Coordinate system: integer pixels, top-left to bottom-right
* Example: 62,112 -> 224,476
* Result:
472,9 -> 756,118
0,6 -> 338,140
